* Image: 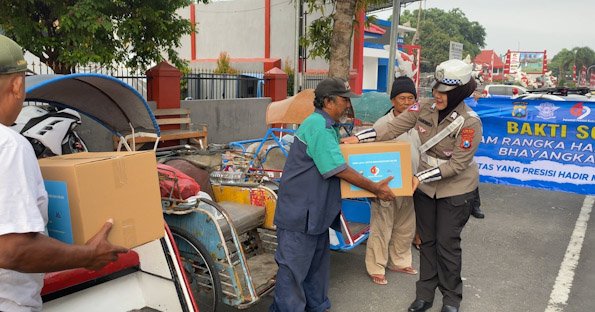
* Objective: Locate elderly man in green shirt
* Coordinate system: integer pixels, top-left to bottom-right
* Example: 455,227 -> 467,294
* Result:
270,78 -> 396,312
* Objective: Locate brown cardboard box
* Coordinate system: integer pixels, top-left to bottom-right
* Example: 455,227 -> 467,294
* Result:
340,142 -> 413,198
38,152 -> 164,248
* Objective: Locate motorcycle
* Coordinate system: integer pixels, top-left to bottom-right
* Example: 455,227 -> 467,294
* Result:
12,105 -> 88,158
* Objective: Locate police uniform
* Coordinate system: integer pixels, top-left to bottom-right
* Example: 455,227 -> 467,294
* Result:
357,100 -> 482,308
270,108 -> 347,312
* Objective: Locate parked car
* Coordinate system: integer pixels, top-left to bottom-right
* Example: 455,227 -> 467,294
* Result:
482,84 -> 527,98
513,87 -> 594,101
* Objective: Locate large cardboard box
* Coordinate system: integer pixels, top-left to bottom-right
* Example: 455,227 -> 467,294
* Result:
340,142 -> 413,198
38,152 -> 164,248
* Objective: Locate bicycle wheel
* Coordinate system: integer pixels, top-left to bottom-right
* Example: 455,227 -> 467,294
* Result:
169,226 -> 222,312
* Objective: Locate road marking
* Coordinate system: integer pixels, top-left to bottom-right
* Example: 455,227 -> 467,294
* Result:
545,195 -> 594,312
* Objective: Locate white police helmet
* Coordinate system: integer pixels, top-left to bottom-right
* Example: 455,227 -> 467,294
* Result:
432,59 -> 473,92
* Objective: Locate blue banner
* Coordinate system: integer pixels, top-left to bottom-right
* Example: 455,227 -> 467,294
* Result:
470,97 -> 594,195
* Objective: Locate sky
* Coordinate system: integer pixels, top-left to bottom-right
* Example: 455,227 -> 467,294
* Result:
370,0 -> 595,57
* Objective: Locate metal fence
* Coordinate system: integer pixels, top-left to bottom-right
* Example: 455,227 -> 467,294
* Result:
301,73 -> 327,90
28,62 -> 148,99
25,62 -> 435,100
181,68 -> 265,100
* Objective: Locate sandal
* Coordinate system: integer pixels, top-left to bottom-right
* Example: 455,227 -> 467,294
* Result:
370,274 -> 388,285
388,266 -> 418,275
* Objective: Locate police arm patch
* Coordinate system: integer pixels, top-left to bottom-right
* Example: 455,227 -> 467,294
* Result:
460,128 -> 475,149
408,103 -> 420,112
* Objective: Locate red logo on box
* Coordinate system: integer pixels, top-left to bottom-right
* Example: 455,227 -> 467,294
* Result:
370,166 -> 379,176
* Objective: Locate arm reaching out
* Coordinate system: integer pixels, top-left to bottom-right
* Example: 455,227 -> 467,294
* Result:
0,219 -> 128,273
336,167 -> 396,201
340,136 -> 359,144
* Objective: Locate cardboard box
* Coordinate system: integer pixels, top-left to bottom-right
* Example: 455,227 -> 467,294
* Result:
340,142 -> 413,198
38,152 -> 164,248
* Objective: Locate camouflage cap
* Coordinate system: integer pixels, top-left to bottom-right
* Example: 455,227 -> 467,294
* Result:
0,35 -> 27,75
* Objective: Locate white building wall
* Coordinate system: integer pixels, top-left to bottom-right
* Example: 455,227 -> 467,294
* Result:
194,0 -> 265,59
269,0 -> 333,71
270,0 -> 298,68
177,8 -> 192,61
176,0 -> 337,72
363,56 -> 379,90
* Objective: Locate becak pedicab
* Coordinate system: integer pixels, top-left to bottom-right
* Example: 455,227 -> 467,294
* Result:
82,78 -> 280,309
23,74 -> 197,312
145,89 -> 367,310
156,153 -> 279,311
40,79 -> 375,310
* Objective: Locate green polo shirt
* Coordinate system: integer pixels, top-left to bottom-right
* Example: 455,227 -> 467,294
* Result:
274,109 -> 347,234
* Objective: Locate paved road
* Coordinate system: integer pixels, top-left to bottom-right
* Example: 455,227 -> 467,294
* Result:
222,183 -> 594,312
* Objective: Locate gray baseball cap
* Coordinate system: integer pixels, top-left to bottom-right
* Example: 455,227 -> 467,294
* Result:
315,77 -> 360,99
0,35 -> 27,75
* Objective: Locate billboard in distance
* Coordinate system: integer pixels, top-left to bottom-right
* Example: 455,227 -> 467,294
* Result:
508,51 -> 546,74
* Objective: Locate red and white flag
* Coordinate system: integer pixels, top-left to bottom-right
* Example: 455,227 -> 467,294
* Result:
490,51 -> 495,82
580,65 -> 587,87
503,50 -> 511,75
572,64 -> 577,83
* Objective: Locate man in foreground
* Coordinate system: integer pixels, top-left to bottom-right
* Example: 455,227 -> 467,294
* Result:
0,34 -> 128,312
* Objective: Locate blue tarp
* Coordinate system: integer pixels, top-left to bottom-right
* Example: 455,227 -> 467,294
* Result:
351,91 -> 392,124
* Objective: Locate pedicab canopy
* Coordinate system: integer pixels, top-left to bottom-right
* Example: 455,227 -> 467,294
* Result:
25,74 -> 160,137
265,89 -> 315,125
265,89 -> 393,127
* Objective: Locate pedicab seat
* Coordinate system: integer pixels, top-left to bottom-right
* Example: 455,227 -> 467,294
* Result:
160,158 -> 266,239
217,201 -> 265,240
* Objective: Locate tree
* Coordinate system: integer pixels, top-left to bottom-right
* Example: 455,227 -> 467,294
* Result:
328,0 -> 358,79
302,4 -> 486,77
302,0 -> 385,79
550,49 -> 576,86
213,52 -> 238,74
0,0 -> 205,74
550,47 -> 595,86
399,8 -> 486,72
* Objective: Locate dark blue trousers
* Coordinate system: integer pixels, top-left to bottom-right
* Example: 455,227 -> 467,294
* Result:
413,190 -> 473,308
269,228 -> 331,312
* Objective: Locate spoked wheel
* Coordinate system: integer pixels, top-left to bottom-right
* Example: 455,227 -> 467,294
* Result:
170,226 -> 222,312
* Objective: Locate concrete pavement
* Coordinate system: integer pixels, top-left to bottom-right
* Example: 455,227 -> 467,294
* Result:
222,183 -> 593,312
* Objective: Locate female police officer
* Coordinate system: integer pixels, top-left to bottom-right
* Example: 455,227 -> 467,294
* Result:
345,59 -> 482,312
